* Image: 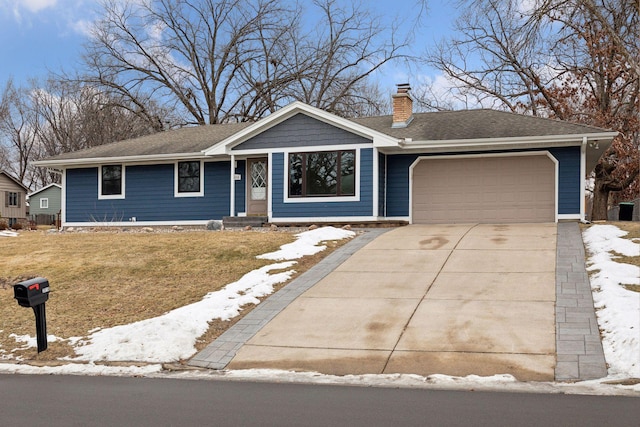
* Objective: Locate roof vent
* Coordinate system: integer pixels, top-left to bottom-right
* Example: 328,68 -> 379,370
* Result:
392,83 -> 413,128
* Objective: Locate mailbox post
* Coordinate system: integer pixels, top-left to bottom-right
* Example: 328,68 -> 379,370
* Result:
13,277 -> 50,353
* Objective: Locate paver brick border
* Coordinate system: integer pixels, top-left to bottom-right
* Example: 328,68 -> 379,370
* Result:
555,222 -> 607,381
189,228 -> 389,369
190,223 -> 609,382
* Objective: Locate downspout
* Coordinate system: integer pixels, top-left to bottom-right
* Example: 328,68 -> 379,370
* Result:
580,137 -> 587,222
61,169 -> 67,228
267,152 -> 273,222
372,147 -> 379,218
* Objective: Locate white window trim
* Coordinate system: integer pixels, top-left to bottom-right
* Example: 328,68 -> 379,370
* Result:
98,165 -> 125,200
174,160 -> 205,198
283,148 -> 361,203
40,198 -> 49,209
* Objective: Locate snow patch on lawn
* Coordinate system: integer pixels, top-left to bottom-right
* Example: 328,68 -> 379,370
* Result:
582,225 -> 640,379
258,227 -> 355,260
68,226 -> 354,363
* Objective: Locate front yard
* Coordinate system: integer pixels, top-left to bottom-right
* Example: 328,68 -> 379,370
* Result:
1,227 -> 344,361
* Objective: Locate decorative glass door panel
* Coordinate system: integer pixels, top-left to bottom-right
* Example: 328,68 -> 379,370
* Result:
250,160 -> 267,200
247,158 -> 268,215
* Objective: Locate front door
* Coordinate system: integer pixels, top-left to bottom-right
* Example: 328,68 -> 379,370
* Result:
247,157 -> 268,215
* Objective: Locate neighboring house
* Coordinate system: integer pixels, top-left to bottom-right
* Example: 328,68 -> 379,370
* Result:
33,85 -> 617,228
0,171 -> 28,227
27,183 -> 62,225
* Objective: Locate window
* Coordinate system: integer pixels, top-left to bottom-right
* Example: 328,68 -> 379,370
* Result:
175,160 -> 204,197
7,191 -> 19,207
99,165 -> 124,199
40,198 -> 49,209
289,150 -> 355,197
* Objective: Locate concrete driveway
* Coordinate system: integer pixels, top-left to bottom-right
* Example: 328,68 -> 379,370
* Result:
226,224 -> 558,381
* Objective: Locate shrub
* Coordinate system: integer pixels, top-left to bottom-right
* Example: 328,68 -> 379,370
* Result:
12,222 -> 23,230
0,221 -> 8,230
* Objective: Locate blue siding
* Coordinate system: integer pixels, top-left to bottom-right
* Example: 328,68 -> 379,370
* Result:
271,149 -> 374,218
66,162 -> 231,223
385,148 -> 583,217
549,147 -> 581,215
232,114 -> 371,150
386,154 -> 418,217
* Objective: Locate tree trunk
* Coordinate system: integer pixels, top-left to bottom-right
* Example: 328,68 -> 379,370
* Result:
591,178 -> 610,220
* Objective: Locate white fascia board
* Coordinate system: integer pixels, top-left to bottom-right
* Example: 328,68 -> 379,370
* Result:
27,183 -> 62,198
203,101 -> 399,156
390,132 -> 618,154
32,152 -> 206,168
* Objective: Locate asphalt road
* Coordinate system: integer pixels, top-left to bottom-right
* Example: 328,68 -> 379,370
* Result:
1,374 -> 638,426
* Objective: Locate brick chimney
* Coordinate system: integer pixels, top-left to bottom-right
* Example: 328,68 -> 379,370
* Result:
392,83 -> 413,128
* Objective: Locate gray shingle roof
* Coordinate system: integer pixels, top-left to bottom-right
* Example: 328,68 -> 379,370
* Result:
43,121 -> 253,162
39,108 -> 613,163
350,109 -> 612,141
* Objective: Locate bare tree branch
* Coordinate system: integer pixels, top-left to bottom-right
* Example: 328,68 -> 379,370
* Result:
423,0 -> 639,219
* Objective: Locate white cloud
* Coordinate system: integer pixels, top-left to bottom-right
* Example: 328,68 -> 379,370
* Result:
515,0 -> 539,15
22,0 -> 58,13
70,18 -> 93,37
2,0 -> 92,32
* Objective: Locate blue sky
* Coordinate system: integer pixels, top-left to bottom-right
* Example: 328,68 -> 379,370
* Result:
0,0 -> 459,91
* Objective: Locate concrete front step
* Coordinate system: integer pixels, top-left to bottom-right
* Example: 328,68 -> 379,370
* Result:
222,216 -> 268,228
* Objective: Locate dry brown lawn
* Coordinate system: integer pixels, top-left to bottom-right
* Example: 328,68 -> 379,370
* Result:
610,222 -> 640,293
0,228 -> 346,361
598,221 -> 640,268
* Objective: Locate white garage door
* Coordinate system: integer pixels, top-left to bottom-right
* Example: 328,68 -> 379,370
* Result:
411,155 -> 556,224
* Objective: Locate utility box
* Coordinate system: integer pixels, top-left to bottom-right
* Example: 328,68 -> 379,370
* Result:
14,277 -> 50,308
619,202 -> 634,221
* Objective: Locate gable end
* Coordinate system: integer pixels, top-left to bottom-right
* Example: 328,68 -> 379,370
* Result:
231,114 -> 372,152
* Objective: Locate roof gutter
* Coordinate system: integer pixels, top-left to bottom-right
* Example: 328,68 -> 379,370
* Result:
396,132 -> 617,149
390,131 -> 617,174
32,152 -> 206,168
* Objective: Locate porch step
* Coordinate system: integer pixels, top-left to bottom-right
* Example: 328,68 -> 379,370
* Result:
222,216 -> 268,228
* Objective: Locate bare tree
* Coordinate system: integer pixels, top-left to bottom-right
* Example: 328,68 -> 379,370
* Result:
0,76 -> 165,189
29,77 -> 166,187
82,0 -> 415,124
535,0 -> 639,217
32,78 -> 165,157
0,88 -> 8,172
0,79 -> 40,188
537,0 -> 640,78
286,0 -> 411,117
424,0 -> 639,220
83,0 -> 297,125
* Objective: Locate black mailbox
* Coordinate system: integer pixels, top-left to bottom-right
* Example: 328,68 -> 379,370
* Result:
13,277 -> 50,353
14,277 -> 50,307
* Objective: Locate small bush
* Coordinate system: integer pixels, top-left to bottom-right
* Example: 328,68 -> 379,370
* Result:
0,221 -> 8,230
12,222 -> 23,230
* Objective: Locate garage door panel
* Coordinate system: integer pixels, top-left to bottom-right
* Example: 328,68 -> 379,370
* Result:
411,156 -> 555,224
